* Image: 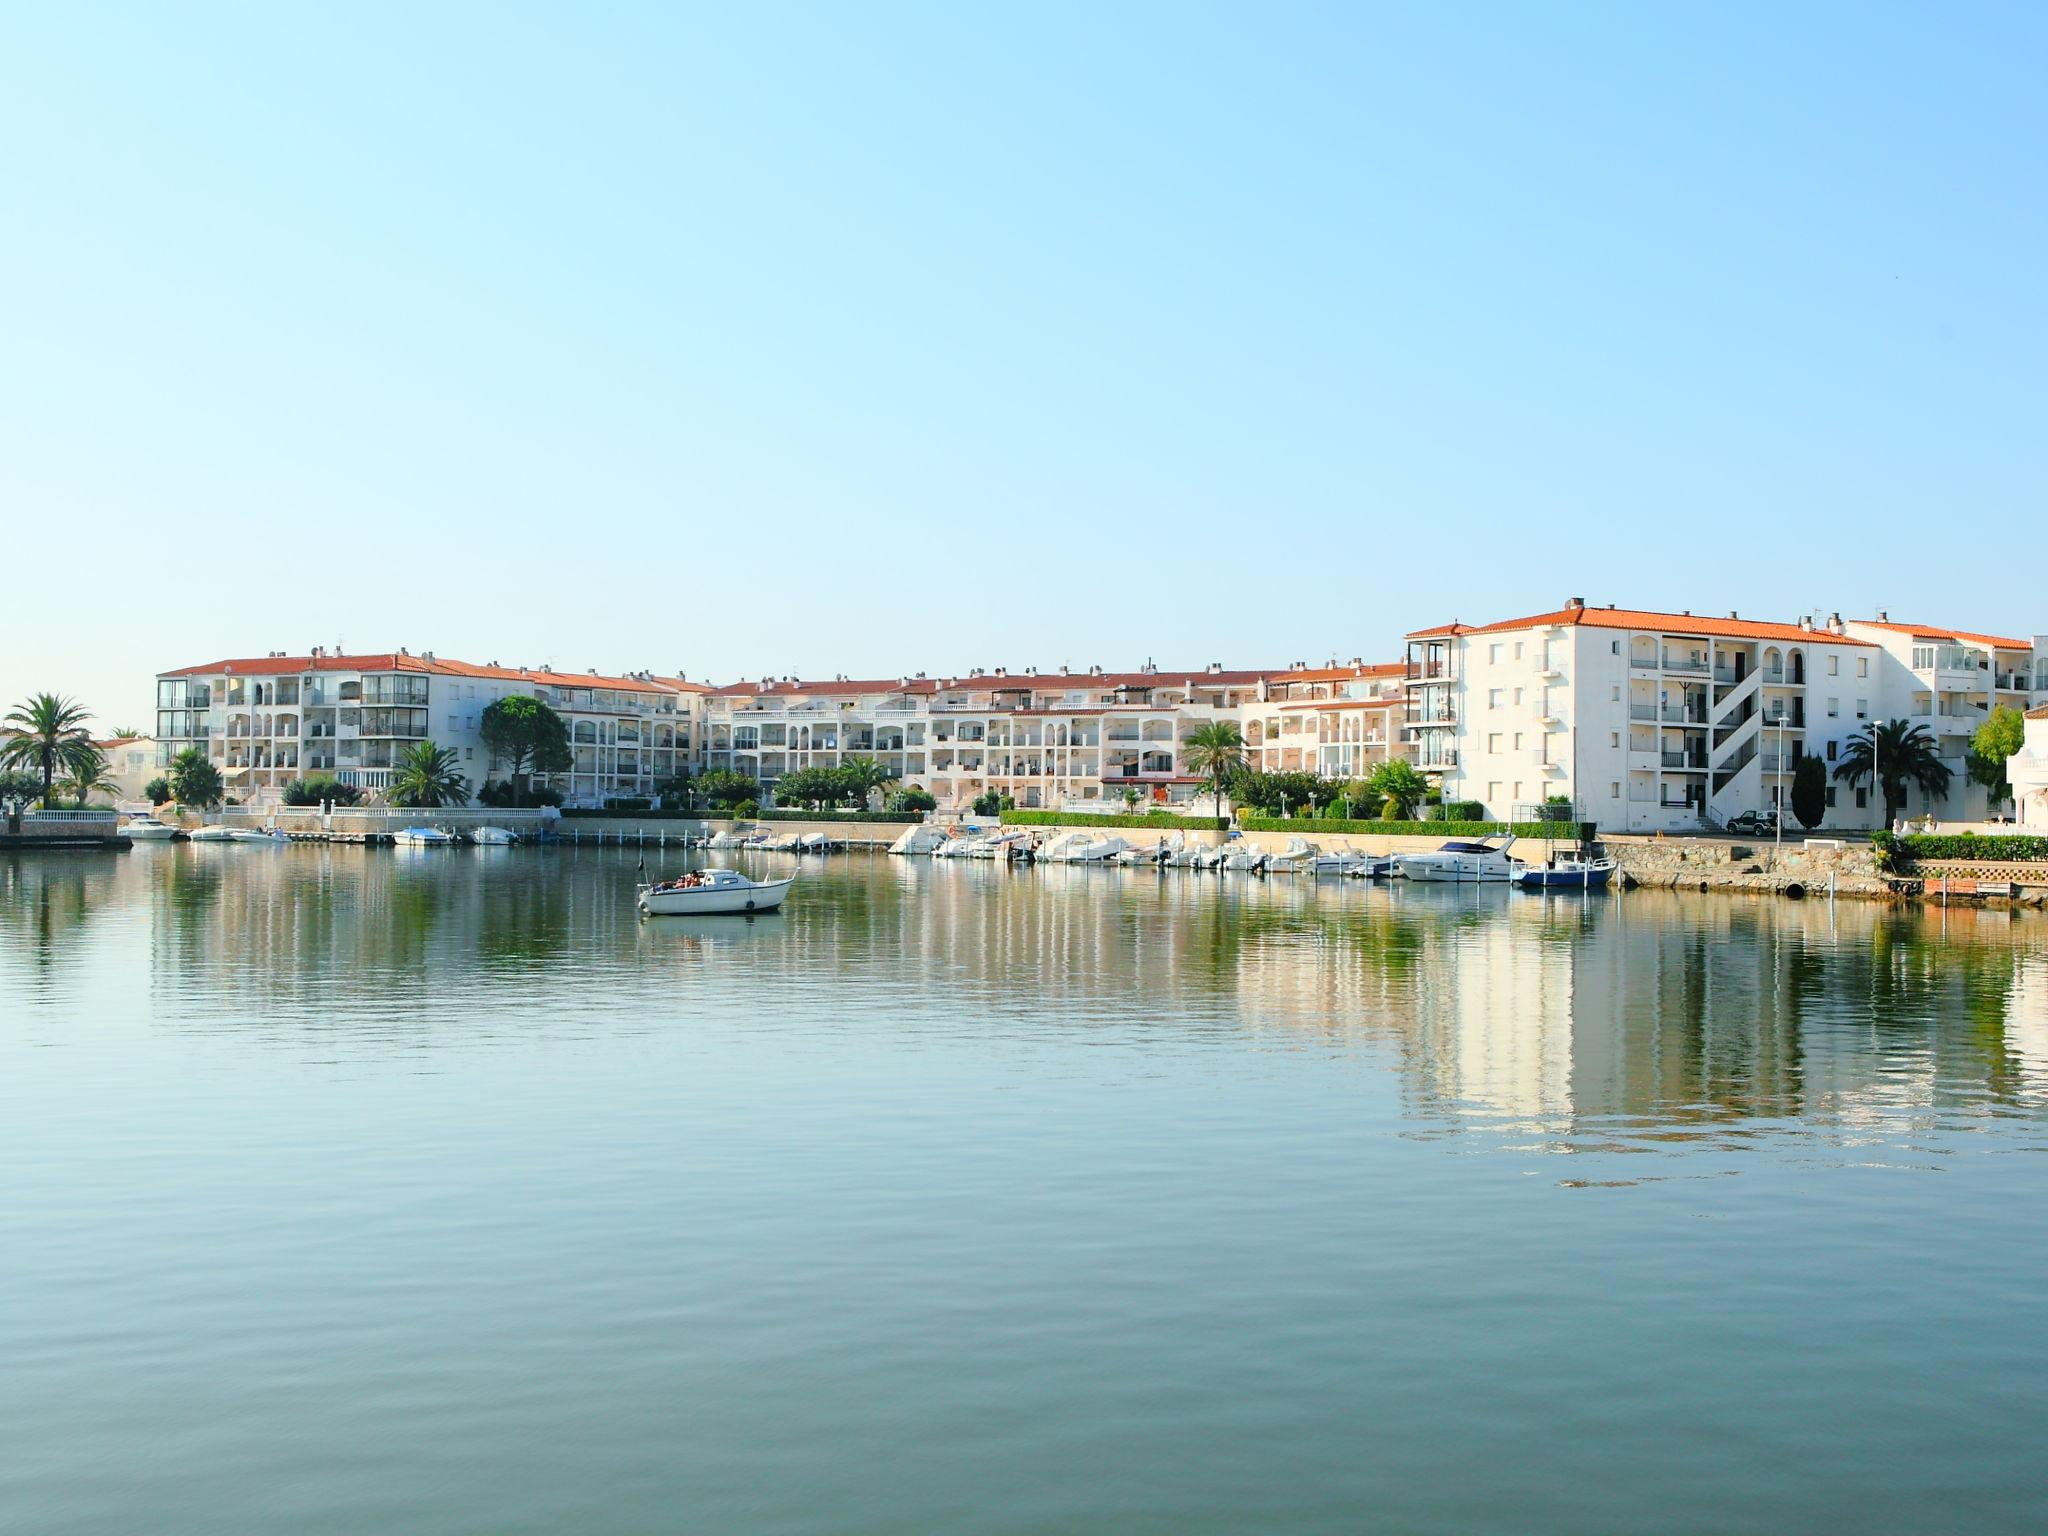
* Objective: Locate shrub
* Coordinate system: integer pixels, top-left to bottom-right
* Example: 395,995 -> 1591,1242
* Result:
999,810 -> 1228,831
695,769 -> 760,809
1887,833 -> 2048,864
1443,799 -> 1485,822
734,799 -> 759,818
971,791 -> 1016,817
888,785 -> 937,814
144,776 -> 172,806
282,776 -> 363,807
604,796 -> 653,811
1241,816 -> 1595,840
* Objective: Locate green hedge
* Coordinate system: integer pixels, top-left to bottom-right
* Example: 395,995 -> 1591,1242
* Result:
558,808 -> 921,824
999,810 -> 1228,831
1883,832 -> 2048,864
1241,816 -> 1597,840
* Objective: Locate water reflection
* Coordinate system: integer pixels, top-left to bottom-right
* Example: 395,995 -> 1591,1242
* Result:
6,846 -> 2047,1151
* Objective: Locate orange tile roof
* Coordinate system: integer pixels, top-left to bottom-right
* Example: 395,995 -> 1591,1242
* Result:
1854,620 -> 2035,651
160,652 -> 670,693
707,662 -> 1404,698
2028,705 -> 2048,719
1408,604 -> 1874,647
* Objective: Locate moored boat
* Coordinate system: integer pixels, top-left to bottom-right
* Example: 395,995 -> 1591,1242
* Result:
1395,835 -> 1522,882
637,868 -> 794,916
1512,854 -> 1616,891
120,816 -> 180,841
393,826 -> 460,847
470,826 -> 519,846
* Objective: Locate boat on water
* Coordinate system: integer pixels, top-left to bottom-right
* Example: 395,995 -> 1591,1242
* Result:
889,824 -> 949,856
190,825 -> 288,844
470,826 -> 519,846
638,868 -> 794,916
1395,835 -> 1523,883
392,826 -> 460,847
1344,854 -> 1396,880
1262,837 -> 1317,873
1513,854 -> 1617,891
120,816 -> 180,841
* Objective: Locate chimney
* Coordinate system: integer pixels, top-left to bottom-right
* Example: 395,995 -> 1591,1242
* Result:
1877,609 -> 1888,622
1829,612 -> 1843,632
1727,612 -> 1737,621
1566,596 -> 1586,611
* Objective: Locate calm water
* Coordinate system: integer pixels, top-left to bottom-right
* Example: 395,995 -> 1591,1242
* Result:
5,845 -> 2048,1534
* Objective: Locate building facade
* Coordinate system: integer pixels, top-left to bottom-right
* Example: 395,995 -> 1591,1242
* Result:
698,661 -> 1411,812
154,650 -> 699,806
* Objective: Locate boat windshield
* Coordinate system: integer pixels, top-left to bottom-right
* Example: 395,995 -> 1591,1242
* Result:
1436,841 -> 1500,854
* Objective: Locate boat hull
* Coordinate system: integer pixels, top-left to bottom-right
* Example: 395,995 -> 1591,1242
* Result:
1513,864 -> 1615,891
1397,857 -> 1517,882
121,823 -> 180,840
638,877 -> 793,916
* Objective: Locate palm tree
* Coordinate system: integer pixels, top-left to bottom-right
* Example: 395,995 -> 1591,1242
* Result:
1,693 -> 96,808
169,747 -> 225,809
1833,718 -> 1952,828
57,747 -> 121,808
386,742 -> 469,809
1181,721 -> 1247,821
838,754 -> 898,810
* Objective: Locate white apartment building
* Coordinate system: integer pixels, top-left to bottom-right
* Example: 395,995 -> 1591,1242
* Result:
1405,600 -> 1900,833
698,661 -> 1410,811
154,650 -> 703,806
1841,618 -> 2048,821
2011,707 -> 2048,827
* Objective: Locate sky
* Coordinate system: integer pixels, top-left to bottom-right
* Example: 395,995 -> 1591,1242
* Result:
3,3 -> 2044,730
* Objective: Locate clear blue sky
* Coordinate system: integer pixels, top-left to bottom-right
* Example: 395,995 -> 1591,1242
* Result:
3,3 -> 2043,729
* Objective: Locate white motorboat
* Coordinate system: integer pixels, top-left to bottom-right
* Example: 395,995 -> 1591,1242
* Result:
1395,836 -> 1523,882
393,826 -> 460,847
1033,831 -> 1088,863
1344,854 -> 1396,880
187,825 -> 237,843
470,826 -> 519,845
228,827 -> 290,844
888,824 -> 949,856
638,867 -> 793,916
1221,844 -> 1266,872
707,828 -> 751,849
1305,849 -> 1362,876
796,832 -> 833,853
1263,837 -> 1318,873
1191,843 -> 1231,870
1062,834 -> 1130,864
120,817 -> 180,841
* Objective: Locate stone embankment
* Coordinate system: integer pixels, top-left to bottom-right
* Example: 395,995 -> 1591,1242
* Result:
1601,834 -> 2048,907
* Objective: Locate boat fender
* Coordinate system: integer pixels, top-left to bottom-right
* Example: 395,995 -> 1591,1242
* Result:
745,899 -> 756,911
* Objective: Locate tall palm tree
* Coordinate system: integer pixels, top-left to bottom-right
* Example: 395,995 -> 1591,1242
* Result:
1,693 -> 97,808
57,747 -> 121,808
386,742 -> 469,809
1181,721 -> 1247,821
838,754 -> 897,810
1833,718 -> 1952,828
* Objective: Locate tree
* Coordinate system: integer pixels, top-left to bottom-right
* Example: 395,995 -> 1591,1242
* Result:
144,776 -> 173,806
283,776 -> 363,807
838,755 -> 898,810
971,790 -> 1014,817
169,747 -> 224,809
108,726 -> 142,739
1833,719 -> 1952,828
1181,721 -> 1247,820
1790,755 -> 1828,831
57,748 -> 121,807
386,742 -> 469,809
1967,704 -> 2027,809
1365,759 -> 1429,820
653,772 -> 692,811
0,693 -> 97,808
479,696 -> 572,806
695,768 -> 760,810
888,784 -> 936,814
772,765 -> 845,809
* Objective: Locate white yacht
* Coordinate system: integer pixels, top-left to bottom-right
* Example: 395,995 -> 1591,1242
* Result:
392,826 -> 459,847
888,824 -> 950,856
470,826 -> 519,846
120,816 -> 180,841
1263,837 -> 1318,873
1395,836 -> 1523,883
637,868 -> 794,916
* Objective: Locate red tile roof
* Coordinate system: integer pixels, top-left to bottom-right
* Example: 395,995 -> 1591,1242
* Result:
1408,605 -> 1875,647
159,652 -> 671,693
706,662 -> 1405,699
1853,620 -> 2036,651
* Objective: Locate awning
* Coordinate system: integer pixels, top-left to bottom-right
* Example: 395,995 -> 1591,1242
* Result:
221,766 -> 249,779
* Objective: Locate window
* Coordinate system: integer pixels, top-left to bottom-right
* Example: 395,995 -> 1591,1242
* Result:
1826,740 -> 1838,761
1512,688 -> 1523,705
1913,646 -> 1936,669
1826,786 -> 1838,807
1828,656 -> 1839,676
1488,689 -> 1504,709
1513,642 -> 1524,660
1857,657 -> 1869,678
1827,698 -> 1839,718
1855,698 -> 1868,719
1611,641 -> 1621,655
1609,731 -> 1620,748
1489,643 -> 1503,664
1855,788 -> 1868,808
1610,781 -> 1621,798
1513,733 -> 1523,751
1487,733 -> 1503,753
1487,782 -> 1501,802
1611,686 -> 1621,702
